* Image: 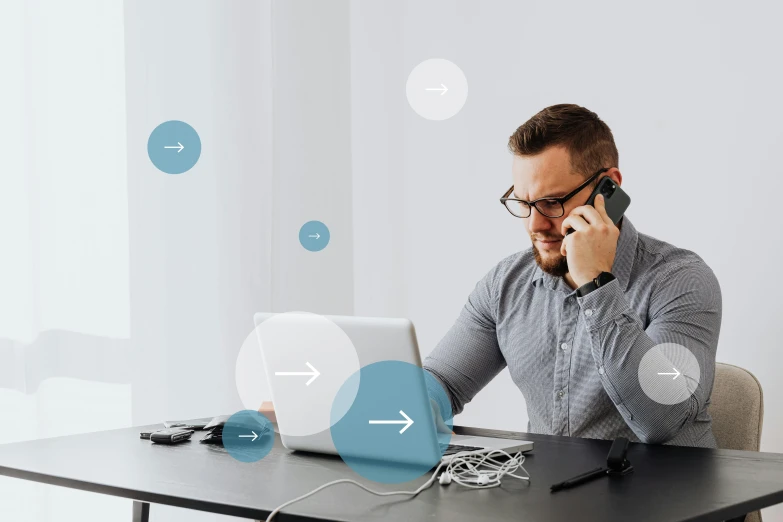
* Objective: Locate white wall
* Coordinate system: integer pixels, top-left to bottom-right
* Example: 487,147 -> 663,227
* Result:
271,0 -> 354,315
351,1 -> 783,518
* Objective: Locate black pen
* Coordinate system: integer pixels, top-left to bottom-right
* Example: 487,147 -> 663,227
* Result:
550,466 -> 608,492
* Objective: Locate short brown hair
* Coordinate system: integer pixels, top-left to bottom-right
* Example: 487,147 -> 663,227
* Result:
508,104 -> 619,178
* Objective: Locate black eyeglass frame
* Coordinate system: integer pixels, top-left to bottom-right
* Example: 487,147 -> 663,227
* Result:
499,167 -> 612,218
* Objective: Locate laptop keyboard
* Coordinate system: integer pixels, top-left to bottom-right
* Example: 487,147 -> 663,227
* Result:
441,443 -> 485,456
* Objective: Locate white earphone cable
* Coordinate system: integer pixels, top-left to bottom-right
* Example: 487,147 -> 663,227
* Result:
264,449 -> 529,521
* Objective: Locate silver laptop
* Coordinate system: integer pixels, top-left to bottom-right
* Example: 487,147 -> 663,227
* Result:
253,313 -> 533,463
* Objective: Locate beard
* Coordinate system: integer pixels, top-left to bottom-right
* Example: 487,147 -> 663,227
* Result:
532,241 -> 569,278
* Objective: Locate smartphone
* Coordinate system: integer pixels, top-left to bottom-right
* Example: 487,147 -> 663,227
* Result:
565,177 -> 631,235
150,428 -> 194,444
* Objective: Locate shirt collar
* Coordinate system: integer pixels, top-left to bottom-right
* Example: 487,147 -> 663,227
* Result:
530,216 -> 637,292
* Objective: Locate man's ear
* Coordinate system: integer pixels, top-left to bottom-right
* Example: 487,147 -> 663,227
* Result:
608,168 -> 623,187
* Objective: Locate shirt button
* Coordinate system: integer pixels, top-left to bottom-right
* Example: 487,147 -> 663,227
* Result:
598,366 -> 605,375
584,309 -> 594,317
557,390 -> 565,398
560,343 -> 569,351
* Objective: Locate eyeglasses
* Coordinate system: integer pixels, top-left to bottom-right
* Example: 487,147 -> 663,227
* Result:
499,167 -> 612,219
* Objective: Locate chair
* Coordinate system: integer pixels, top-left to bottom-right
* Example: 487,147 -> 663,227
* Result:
709,362 -> 764,522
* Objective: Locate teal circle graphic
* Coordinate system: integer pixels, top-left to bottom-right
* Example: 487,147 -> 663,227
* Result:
330,361 -> 453,484
222,410 -> 274,463
147,120 -> 201,174
299,221 -> 330,252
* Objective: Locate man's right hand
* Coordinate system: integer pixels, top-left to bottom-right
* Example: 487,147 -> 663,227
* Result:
258,401 -> 277,423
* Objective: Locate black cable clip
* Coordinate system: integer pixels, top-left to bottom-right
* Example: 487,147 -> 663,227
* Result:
606,437 -> 634,476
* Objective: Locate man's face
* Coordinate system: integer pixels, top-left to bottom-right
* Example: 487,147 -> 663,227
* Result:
511,146 -> 595,277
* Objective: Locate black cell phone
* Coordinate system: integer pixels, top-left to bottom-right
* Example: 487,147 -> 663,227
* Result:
565,177 -> 631,235
150,428 -> 194,444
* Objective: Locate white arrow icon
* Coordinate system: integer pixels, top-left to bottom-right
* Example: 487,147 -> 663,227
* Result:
238,431 -> 258,442
275,362 -> 320,386
308,233 -> 320,239
164,142 -> 184,153
425,83 -> 448,96
369,410 -> 414,434
657,368 -> 681,380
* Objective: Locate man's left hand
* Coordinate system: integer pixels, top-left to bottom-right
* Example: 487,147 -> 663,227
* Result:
560,194 -> 620,288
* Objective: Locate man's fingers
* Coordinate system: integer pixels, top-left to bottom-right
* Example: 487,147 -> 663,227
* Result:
593,194 -> 614,225
258,401 -> 277,423
568,203 -> 604,226
561,213 -> 589,237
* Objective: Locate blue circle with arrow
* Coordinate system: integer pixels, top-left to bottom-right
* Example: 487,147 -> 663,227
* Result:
299,220 -> 330,252
330,361 -> 453,484
222,410 -> 274,463
147,120 -> 201,174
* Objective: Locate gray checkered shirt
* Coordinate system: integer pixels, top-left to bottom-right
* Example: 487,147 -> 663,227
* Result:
423,217 -> 721,447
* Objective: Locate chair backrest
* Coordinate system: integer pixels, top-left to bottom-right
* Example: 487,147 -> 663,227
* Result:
709,362 -> 764,452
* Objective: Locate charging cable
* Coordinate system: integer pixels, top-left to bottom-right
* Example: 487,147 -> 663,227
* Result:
439,449 -> 530,489
264,449 -> 529,521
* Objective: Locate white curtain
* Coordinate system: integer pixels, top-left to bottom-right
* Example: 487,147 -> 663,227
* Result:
0,0 -> 130,345
0,0 -> 129,341
0,1 -> 273,521
0,1 -> 132,520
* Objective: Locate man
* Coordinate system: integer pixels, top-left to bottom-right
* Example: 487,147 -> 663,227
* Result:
423,104 -> 721,447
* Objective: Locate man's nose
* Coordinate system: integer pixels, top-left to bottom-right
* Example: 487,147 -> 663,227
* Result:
528,207 -> 554,233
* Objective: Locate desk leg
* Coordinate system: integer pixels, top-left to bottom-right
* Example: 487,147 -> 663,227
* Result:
132,501 -> 150,522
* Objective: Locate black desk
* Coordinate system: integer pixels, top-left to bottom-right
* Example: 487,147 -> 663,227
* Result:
1,424 -> 782,522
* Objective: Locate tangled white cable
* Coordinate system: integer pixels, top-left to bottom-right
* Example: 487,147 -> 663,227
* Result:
264,449 -> 530,521
439,449 -> 530,489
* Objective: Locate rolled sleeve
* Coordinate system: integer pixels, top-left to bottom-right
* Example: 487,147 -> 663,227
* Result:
576,262 -> 721,445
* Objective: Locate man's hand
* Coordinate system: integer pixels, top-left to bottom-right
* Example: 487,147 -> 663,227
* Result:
258,401 -> 277,423
560,194 -> 620,288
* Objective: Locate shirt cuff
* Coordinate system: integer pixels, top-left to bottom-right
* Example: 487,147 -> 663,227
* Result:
575,278 -> 631,332
424,370 -> 454,424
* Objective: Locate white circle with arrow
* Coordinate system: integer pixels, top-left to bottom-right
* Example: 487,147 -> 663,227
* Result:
406,58 -> 468,121
254,312 -> 361,437
637,343 -> 701,405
